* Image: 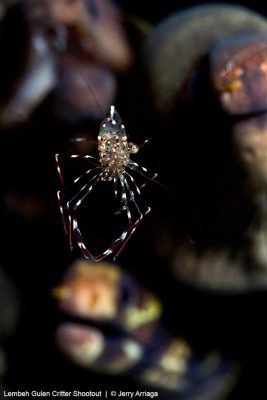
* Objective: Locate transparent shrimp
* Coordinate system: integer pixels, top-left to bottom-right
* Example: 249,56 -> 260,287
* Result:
55,105 -> 157,261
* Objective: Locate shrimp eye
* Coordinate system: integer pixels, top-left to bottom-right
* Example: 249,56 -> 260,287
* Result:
98,143 -> 106,152
129,143 -> 139,154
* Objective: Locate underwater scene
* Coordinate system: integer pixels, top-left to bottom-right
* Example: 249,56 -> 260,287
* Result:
0,0 -> 267,399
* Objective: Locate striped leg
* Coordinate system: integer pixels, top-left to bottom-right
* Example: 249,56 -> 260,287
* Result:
70,176 -> 132,261
66,172 -> 102,251
72,175 -> 137,261
128,162 -> 158,189
56,167 -> 100,239
55,153 -> 99,185
113,175 -> 151,260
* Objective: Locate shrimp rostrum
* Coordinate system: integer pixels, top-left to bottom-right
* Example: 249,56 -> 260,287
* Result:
56,106 -> 157,261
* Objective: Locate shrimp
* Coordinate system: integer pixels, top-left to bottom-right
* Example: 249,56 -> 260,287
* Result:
55,105 -> 157,261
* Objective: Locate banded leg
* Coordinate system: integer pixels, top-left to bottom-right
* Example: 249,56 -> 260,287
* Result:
125,172 -> 141,195
57,190 -> 68,235
113,175 -> 151,260
112,176 -> 134,221
57,167 -> 101,237
128,163 -> 158,190
113,206 -> 151,260
66,172 -> 102,250
59,171 -> 136,261
71,178 -> 131,261
55,153 -> 98,186
55,152 -> 99,235
113,176 -> 119,199
113,176 -> 126,225
71,178 -> 102,259
72,174 -> 141,261
119,177 -> 132,223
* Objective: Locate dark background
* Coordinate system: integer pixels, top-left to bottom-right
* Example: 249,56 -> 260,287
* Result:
1,1 -> 267,399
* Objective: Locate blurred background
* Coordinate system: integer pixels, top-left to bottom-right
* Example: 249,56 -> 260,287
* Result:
1,0 -> 267,399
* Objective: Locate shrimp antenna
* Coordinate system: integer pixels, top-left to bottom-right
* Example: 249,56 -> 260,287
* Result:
77,66 -> 105,117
